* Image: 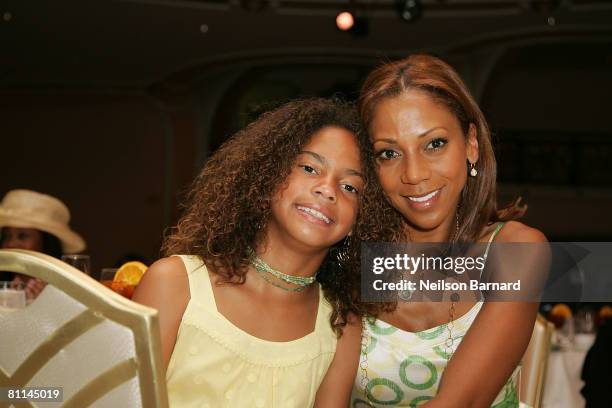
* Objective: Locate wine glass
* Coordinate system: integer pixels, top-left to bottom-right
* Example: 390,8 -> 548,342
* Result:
0,281 -> 26,310
61,254 -> 91,275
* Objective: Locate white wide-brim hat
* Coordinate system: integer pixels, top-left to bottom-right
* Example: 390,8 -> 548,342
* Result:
0,189 -> 86,253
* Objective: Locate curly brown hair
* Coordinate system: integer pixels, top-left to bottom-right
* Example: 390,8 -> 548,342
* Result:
162,97 -> 375,333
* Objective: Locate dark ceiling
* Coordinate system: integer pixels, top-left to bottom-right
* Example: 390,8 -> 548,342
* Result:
2,0 -> 612,89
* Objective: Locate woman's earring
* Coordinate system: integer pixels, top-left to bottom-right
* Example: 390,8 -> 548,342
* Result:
469,162 -> 478,177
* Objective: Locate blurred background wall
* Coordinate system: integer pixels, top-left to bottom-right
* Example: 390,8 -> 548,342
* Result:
1,0 -> 611,273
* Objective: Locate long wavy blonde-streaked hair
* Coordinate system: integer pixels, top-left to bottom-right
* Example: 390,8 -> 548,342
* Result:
348,54 -> 526,317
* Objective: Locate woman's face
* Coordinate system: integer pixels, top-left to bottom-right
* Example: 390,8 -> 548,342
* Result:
370,91 -> 478,235
267,126 -> 364,252
1,227 -> 44,251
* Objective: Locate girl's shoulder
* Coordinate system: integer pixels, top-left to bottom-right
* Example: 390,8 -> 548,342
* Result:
145,256 -> 191,284
132,256 -> 191,308
480,220 -> 548,244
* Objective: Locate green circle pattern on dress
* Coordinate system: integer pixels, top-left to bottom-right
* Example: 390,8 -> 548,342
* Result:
367,318 -> 398,336
399,355 -> 438,390
491,378 -> 519,408
432,345 -> 451,360
414,324 -> 446,340
433,334 -> 465,360
365,378 -> 404,405
409,395 -> 434,407
352,398 -> 374,408
366,336 -> 378,354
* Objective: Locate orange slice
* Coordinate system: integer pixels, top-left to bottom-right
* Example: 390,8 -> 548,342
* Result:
113,261 -> 148,286
550,303 -> 572,319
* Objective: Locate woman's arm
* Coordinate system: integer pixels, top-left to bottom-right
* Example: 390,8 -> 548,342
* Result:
132,256 -> 190,369
425,222 -> 549,408
314,315 -> 362,408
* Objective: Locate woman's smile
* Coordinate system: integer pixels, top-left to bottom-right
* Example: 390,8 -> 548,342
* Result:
402,187 -> 443,211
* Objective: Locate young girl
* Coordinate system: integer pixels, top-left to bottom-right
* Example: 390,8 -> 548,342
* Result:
339,55 -> 549,407
133,98 -> 369,407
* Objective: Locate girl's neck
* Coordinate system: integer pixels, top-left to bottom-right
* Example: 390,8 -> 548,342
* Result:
254,240 -> 327,278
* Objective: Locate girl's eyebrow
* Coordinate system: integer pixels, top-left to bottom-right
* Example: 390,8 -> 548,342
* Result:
302,150 -> 364,180
345,169 -> 365,180
302,150 -> 325,165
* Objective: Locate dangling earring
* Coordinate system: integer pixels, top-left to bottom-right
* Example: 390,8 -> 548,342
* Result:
469,162 -> 478,177
335,235 -> 351,266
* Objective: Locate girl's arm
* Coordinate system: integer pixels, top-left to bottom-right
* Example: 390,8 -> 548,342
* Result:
425,222 -> 549,408
314,315 -> 362,408
132,256 -> 190,369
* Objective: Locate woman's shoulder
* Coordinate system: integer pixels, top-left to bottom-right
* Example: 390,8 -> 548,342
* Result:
479,220 -> 547,244
495,220 -> 548,244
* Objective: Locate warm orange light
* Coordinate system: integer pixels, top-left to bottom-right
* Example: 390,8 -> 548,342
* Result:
336,11 -> 354,31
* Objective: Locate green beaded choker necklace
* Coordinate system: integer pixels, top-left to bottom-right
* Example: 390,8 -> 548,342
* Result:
249,250 -> 316,292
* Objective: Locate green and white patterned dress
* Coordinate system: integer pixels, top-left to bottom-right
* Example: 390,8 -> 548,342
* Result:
351,222 -> 521,407
350,302 -> 520,407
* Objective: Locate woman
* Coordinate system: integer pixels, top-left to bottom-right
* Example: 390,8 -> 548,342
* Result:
344,55 -> 549,407
133,98 -> 371,407
0,189 -> 86,299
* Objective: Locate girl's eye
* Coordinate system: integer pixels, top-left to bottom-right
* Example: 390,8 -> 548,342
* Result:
341,184 -> 359,194
426,138 -> 447,151
376,149 -> 399,160
299,165 -> 318,174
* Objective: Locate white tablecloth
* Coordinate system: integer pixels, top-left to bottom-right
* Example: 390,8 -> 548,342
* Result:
542,335 -> 596,408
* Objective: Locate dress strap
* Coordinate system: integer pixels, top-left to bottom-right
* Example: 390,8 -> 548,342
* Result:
483,222 -> 505,261
173,255 -> 217,311
478,222 -> 505,283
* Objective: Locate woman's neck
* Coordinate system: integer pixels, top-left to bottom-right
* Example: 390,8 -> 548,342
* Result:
403,213 -> 457,243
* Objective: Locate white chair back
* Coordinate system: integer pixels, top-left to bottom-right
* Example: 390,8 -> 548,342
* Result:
0,249 -> 168,408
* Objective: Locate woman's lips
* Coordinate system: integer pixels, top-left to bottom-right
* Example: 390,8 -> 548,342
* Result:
403,188 -> 442,211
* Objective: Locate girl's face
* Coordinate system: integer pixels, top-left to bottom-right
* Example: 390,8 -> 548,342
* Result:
1,227 -> 44,251
370,91 -> 478,235
268,126 -> 364,252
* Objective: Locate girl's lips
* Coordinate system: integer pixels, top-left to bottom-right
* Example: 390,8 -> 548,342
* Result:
295,205 -> 334,226
403,188 -> 442,211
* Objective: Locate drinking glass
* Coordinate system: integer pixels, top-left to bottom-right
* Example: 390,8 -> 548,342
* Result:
100,268 -> 117,289
575,306 -> 596,334
0,281 -> 26,309
61,254 -> 91,275
99,268 -> 135,298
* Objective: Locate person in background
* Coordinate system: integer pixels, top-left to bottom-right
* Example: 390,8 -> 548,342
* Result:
0,189 -> 86,300
581,316 -> 612,407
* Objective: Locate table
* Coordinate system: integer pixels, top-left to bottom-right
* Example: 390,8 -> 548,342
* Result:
542,335 -> 595,408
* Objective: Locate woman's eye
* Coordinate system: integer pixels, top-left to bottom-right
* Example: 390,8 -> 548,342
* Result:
377,149 -> 399,160
342,184 -> 359,194
426,138 -> 447,151
299,165 -> 318,174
